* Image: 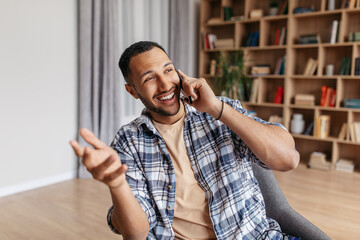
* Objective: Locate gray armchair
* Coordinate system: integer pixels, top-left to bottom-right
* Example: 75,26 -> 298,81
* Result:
252,163 -> 331,240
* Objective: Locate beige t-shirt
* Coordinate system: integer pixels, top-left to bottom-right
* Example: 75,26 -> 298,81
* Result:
152,113 -> 216,240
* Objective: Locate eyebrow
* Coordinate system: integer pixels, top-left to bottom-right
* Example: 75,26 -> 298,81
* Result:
139,62 -> 173,80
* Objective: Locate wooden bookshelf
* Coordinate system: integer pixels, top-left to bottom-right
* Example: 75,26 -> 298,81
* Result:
199,0 -> 360,172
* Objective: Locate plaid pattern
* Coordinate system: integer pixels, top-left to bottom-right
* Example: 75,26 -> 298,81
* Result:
107,97 -> 284,239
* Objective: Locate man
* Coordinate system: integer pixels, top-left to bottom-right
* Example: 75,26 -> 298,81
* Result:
70,41 -> 300,239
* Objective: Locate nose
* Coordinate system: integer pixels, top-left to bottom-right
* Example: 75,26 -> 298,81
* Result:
157,74 -> 172,90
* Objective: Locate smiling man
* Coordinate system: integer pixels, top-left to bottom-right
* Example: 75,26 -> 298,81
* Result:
70,41 -> 300,240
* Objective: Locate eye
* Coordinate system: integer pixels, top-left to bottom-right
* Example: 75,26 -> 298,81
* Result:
144,75 -> 154,83
165,68 -> 173,73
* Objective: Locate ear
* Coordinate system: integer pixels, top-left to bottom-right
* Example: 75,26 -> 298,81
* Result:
125,84 -> 139,99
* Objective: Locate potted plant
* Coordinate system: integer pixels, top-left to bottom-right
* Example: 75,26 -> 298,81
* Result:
215,51 -> 252,102
269,1 -> 279,16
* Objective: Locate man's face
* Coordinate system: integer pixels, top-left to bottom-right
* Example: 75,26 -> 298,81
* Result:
126,47 -> 181,118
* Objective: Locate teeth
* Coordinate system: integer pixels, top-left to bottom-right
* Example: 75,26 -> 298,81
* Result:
159,92 -> 174,101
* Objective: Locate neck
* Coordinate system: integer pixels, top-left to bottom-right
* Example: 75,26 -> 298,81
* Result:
150,101 -> 185,125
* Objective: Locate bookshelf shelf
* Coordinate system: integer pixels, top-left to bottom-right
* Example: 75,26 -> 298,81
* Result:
199,0 -> 360,172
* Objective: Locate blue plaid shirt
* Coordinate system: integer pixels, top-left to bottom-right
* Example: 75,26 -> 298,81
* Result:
107,97 -> 283,239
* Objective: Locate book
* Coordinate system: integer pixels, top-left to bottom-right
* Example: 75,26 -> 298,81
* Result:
303,58 -> 314,75
251,64 -> 271,75
299,34 -> 319,44
250,9 -> 263,18
355,57 -> 360,75
273,86 -> 284,104
274,28 -> 281,45
214,38 -> 234,49
279,0 -> 288,15
315,115 -> 331,138
335,159 -> 355,173
330,89 -> 336,107
329,20 -> 339,44
320,85 -> 328,106
344,98 -> 360,108
251,31 -> 259,46
279,27 -> 287,45
338,123 -> 348,140
250,78 -> 260,103
308,151 -> 331,171
246,32 -> 255,47
274,56 -> 286,75
324,87 -> 334,107
304,122 -> 314,135
295,94 -> 315,106
308,59 -> 318,75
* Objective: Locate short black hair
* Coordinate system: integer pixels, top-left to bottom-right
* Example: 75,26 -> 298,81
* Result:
119,41 -> 167,84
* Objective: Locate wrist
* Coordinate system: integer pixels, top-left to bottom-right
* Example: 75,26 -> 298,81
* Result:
209,99 -> 223,119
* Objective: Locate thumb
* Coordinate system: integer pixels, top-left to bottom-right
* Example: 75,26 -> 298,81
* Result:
79,128 -> 107,150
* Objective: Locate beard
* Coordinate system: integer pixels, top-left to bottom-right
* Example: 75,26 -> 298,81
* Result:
136,86 -> 181,117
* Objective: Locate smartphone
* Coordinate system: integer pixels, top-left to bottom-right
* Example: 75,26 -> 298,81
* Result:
176,69 -> 192,104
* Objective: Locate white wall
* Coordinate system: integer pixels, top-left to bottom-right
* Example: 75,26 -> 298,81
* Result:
0,0 -> 78,196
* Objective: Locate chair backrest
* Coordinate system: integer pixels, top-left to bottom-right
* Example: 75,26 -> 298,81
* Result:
252,163 -> 331,240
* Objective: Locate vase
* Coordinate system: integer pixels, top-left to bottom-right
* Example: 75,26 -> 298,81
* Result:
269,7 -> 278,16
291,114 -> 305,134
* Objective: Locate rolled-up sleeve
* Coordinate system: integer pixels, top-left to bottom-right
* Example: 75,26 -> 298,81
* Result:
107,132 -> 157,234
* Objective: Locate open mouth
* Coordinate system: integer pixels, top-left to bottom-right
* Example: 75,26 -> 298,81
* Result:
158,92 -> 175,101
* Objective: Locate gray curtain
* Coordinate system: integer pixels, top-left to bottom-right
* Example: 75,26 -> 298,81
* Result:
78,0 -> 121,178
169,0 -> 200,77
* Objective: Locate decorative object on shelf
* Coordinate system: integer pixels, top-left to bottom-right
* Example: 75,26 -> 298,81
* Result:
315,115 -> 331,138
223,6 -> 233,21
291,113 -> 305,134
230,16 -> 244,21
336,159 -> 355,173
269,1 -> 279,16
326,64 -> 334,76
295,94 -> 315,106
308,152 -> 331,171
273,86 -> 284,104
215,51 -> 252,101
328,0 -> 335,10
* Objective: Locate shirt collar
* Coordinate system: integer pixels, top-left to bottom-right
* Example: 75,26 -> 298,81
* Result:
134,97 -> 201,135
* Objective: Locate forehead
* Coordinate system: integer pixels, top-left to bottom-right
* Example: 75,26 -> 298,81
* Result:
129,47 -> 171,79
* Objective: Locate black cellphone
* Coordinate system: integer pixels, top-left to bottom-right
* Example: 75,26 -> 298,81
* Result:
176,69 -> 192,104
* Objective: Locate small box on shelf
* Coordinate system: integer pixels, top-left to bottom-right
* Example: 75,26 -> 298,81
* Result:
335,158 -> 355,173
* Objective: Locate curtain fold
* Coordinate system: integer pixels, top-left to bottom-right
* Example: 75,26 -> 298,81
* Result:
78,0 -> 120,178
169,0 -> 200,77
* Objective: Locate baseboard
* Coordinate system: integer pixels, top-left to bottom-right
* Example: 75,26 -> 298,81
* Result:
0,170 -> 77,198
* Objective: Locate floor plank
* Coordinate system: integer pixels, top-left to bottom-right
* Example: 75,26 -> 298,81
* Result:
0,163 -> 359,239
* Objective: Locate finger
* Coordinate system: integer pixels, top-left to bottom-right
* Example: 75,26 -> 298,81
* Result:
82,147 -> 95,170
91,155 -> 116,180
69,140 -> 85,157
103,164 -> 128,183
79,128 -> 107,150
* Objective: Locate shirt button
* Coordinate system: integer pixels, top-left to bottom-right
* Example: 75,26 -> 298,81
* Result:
167,206 -> 171,210
168,185 -> 172,189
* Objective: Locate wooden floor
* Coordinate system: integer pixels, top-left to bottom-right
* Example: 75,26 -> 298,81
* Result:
0,163 -> 359,240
